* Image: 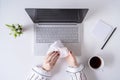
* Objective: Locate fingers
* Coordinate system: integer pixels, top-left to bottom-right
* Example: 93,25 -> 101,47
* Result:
50,52 -> 60,65
65,50 -> 78,67
50,51 -> 59,61
52,54 -> 60,65
46,51 -> 55,59
47,51 -> 60,62
67,51 -> 74,57
46,51 -> 56,62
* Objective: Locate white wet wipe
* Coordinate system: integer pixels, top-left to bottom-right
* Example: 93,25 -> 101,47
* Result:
47,40 -> 69,58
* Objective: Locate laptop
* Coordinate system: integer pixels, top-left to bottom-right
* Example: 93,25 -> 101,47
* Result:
25,8 -> 88,56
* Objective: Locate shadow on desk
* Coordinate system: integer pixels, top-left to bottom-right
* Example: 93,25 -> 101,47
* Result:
22,24 -> 33,32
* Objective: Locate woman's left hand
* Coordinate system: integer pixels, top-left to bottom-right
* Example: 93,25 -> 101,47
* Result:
42,51 -> 60,71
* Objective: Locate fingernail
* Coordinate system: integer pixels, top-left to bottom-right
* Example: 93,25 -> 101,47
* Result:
70,51 -> 72,54
58,53 -> 60,55
56,51 -> 59,53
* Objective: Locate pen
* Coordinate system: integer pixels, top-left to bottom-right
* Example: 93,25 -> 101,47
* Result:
101,27 -> 117,50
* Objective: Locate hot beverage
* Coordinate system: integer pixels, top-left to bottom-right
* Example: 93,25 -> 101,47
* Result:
89,56 -> 101,69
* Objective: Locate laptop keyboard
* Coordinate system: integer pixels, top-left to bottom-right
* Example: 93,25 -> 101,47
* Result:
35,25 -> 79,43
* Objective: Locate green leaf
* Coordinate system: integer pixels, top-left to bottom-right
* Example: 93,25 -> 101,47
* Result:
14,34 -> 17,38
5,24 -> 12,28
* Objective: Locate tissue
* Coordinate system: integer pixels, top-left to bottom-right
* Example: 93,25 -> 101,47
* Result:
47,40 -> 69,58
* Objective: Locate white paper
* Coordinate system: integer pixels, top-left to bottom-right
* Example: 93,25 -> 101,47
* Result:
92,20 -> 113,41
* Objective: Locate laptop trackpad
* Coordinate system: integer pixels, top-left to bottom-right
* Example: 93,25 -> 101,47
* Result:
64,43 -> 81,56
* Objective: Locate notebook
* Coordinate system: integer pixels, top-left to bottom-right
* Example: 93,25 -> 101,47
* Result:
92,20 -> 114,41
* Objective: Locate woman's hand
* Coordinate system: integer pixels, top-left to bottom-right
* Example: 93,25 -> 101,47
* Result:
66,51 -> 78,67
42,51 -> 60,71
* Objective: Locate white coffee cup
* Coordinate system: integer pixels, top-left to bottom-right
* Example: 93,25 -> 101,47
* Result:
88,56 -> 104,70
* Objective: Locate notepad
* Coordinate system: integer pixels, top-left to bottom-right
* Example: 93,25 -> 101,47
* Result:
92,20 -> 114,41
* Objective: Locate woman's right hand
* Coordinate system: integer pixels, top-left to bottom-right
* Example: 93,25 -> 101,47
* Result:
66,51 -> 78,67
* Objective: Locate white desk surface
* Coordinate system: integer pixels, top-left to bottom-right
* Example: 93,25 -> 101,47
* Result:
0,0 -> 120,80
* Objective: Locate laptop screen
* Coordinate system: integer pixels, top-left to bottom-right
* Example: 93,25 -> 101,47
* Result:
25,8 -> 88,23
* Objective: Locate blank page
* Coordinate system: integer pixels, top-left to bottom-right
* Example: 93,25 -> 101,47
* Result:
92,20 -> 113,41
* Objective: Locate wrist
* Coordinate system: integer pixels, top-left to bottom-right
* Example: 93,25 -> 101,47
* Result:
69,63 -> 78,68
42,65 -> 50,72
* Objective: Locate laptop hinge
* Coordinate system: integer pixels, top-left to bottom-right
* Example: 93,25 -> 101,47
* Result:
38,23 -> 77,25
